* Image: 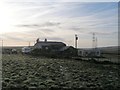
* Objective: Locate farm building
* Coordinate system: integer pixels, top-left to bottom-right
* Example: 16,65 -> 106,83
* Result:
59,46 -> 77,57
31,38 -> 77,57
78,48 -> 101,57
34,38 -> 66,51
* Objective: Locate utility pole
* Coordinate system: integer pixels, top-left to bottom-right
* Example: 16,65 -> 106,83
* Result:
92,33 -> 95,49
1,40 -> 3,55
2,40 -> 3,48
95,37 -> 97,48
75,34 -> 78,48
28,41 -> 30,47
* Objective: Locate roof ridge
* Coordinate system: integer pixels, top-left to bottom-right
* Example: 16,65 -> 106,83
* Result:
37,41 -> 64,43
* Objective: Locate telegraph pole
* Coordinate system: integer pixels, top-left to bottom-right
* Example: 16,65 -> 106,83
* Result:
95,37 -> 97,48
28,41 -> 30,47
2,40 -> 3,48
1,40 -> 3,55
92,33 -> 95,49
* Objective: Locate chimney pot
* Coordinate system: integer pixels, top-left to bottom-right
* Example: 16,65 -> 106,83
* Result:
45,38 -> 47,42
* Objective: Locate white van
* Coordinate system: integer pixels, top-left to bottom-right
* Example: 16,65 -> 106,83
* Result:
22,47 -> 31,54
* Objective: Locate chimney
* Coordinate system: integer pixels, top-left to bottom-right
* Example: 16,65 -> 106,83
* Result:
75,34 -> 78,48
45,38 -> 47,42
36,38 -> 39,43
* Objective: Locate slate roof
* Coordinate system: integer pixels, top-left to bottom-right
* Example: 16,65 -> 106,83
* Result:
34,41 -> 66,48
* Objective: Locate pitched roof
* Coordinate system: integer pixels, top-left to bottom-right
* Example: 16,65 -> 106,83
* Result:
34,41 -> 66,47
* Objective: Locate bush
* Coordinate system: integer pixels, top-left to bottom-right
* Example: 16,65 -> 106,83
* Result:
30,48 -> 77,59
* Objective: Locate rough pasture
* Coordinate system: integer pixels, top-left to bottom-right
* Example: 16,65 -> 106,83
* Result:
2,54 -> 120,89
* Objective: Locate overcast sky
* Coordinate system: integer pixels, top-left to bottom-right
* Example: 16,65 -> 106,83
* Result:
0,0 -> 118,48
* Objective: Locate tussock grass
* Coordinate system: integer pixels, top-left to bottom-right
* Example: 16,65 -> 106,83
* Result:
2,54 -> 120,89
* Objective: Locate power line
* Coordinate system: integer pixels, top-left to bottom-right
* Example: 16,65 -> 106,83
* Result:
95,37 -> 97,48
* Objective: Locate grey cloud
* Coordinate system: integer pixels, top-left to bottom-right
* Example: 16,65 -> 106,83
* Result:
17,24 -> 40,28
17,21 -> 61,28
44,22 -> 60,26
3,35 -> 26,41
68,27 -> 87,32
40,28 -> 54,33
60,26 -> 91,33
88,31 -> 118,35
2,33 -> 36,42
112,32 -> 118,34
27,28 -> 55,35
39,37 -> 64,41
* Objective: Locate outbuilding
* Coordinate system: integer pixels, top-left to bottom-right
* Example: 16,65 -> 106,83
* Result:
78,48 -> 101,57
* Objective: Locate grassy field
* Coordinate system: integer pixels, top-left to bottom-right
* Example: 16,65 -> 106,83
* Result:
102,54 -> 120,63
2,54 -> 120,89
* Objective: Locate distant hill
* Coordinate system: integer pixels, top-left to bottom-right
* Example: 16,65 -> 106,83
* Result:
3,46 -> 25,49
3,46 -> 119,55
78,46 -> 119,54
99,46 -> 119,54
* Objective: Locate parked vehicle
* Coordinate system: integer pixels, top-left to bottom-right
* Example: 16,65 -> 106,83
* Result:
12,49 -> 17,54
22,47 -> 31,54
